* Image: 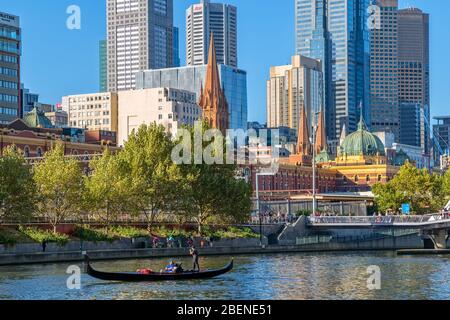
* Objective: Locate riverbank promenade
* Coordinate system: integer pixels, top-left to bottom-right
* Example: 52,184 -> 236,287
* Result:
1,215 -> 449,266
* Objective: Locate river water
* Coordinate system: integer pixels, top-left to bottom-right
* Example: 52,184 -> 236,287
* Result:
0,251 -> 448,300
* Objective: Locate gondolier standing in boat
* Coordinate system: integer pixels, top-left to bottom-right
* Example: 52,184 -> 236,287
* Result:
190,246 -> 200,272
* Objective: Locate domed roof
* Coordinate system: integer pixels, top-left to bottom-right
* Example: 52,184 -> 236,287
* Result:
23,107 -> 54,129
340,118 -> 386,157
394,149 -> 410,166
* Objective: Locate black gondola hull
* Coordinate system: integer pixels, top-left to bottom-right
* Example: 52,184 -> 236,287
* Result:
84,256 -> 233,282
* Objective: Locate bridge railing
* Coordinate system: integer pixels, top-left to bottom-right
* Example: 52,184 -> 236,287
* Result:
307,214 -> 449,225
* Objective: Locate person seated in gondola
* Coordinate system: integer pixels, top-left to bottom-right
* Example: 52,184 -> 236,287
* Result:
165,260 -> 177,273
174,263 -> 184,274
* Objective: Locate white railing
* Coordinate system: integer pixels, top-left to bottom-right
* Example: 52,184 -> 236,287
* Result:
307,214 -> 450,226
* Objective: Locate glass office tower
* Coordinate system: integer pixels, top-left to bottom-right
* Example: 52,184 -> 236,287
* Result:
99,40 -> 107,92
0,11 -> 21,123
106,0 -> 176,92
135,65 -> 248,130
295,0 -> 371,142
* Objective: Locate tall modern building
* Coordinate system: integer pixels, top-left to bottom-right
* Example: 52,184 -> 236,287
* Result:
0,11 -> 21,123
20,84 -> 39,116
370,0 -> 400,141
173,27 -> 180,68
398,7 -> 430,154
106,0 -> 176,92
186,0 -> 237,67
99,40 -> 107,92
295,0 -> 371,142
135,64 -> 247,130
433,116 -> 450,164
266,55 -> 323,134
399,103 -> 422,148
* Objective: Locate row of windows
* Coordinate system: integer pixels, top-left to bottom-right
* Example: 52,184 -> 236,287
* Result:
70,104 -> 110,111
0,53 -> 17,64
0,94 -> 18,103
0,80 -> 18,90
71,111 -> 110,117
0,26 -> 19,40
0,40 -> 19,54
352,175 -> 383,183
0,67 -> 18,77
0,107 -> 18,115
69,95 -> 110,103
76,119 -> 110,126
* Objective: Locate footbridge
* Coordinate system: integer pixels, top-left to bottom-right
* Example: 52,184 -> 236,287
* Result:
306,215 -> 450,249
307,215 -> 450,229
277,214 -> 450,250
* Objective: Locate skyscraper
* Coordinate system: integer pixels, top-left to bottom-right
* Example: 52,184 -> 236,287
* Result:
20,84 -> 39,116
99,40 -> 107,92
433,116 -> 450,164
0,11 -> 21,123
266,55 -> 323,134
186,0 -> 237,67
398,7 -> 430,154
295,0 -> 371,142
173,27 -> 180,68
370,0 -> 400,141
106,0 -> 176,92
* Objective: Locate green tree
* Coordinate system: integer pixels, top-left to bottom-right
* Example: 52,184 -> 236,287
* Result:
176,121 -> 252,235
443,170 -> 450,202
33,143 -> 83,233
0,146 -> 35,223
373,162 -> 444,214
372,183 -> 402,214
120,124 -> 180,233
84,149 -> 131,233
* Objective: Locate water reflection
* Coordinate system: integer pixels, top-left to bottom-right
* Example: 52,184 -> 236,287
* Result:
0,252 -> 448,300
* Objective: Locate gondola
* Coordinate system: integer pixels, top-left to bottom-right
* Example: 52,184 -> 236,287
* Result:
84,255 -> 234,282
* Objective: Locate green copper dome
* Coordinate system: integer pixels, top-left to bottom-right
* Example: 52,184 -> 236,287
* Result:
340,119 -> 386,157
23,107 -> 54,129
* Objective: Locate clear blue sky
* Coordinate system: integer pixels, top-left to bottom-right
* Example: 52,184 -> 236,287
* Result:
2,0 -> 449,123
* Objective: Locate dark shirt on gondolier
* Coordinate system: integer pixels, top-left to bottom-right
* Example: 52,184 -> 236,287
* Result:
190,247 -> 200,271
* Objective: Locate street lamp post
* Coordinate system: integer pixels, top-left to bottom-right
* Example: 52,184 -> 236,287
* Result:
311,112 -> 319,216
256,171 -> 276,247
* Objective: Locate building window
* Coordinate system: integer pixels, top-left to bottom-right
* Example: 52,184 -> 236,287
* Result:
354,175 -> 359,183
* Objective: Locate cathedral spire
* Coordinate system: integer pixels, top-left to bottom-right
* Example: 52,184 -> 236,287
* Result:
297,106 -> 310,155
198,33 -> 229,134
315,106 -> 327,154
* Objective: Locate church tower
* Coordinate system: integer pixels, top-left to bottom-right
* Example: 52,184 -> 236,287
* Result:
198,33 -> 230,134
287,105 -> 313,166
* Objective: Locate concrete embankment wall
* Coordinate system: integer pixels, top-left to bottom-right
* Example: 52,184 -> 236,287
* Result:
0,237 -> 267,266
0,237 -> 266,255
0,239 -> 138,255
1,234 -> 440,266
